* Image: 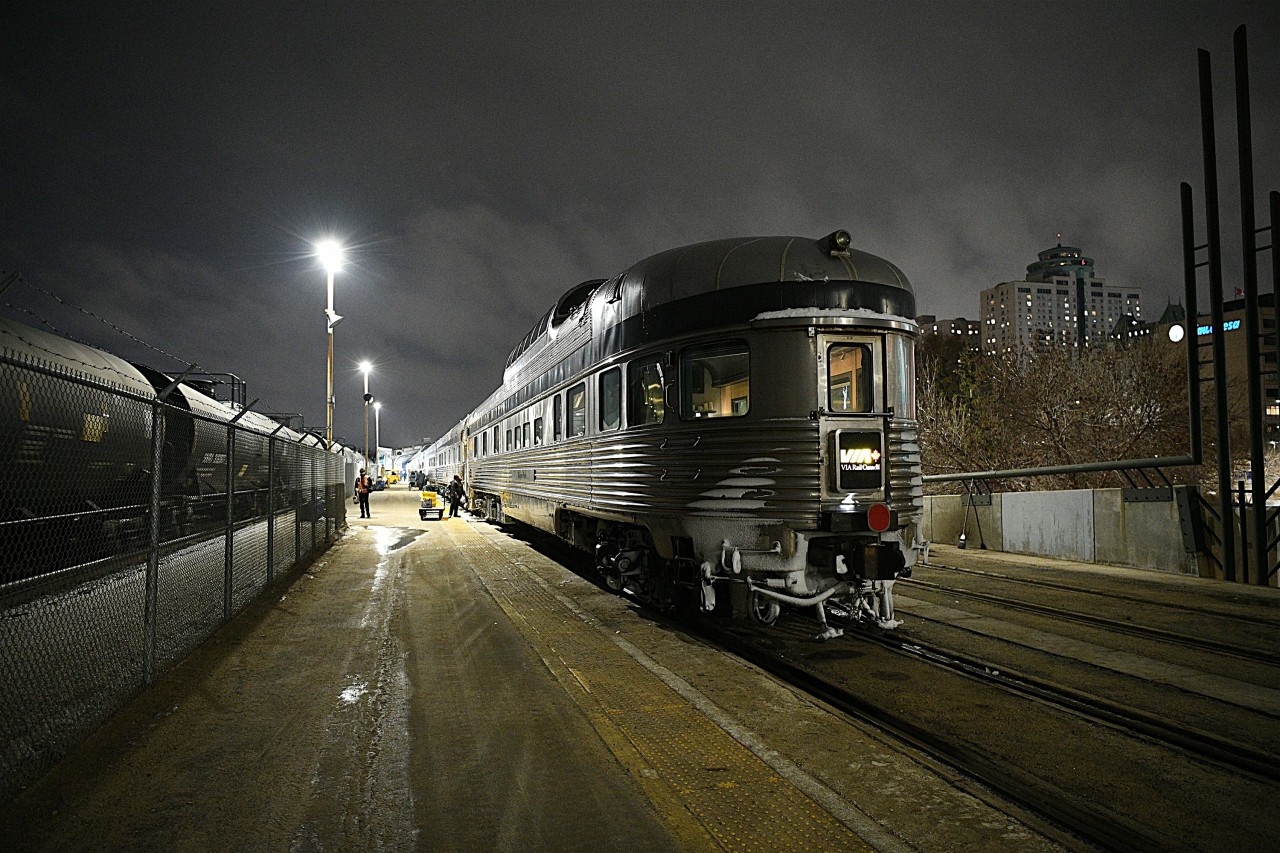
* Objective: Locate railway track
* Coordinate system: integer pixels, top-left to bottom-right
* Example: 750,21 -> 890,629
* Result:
484,523 -> 1280,851
854,621 -> 1280,779
901,571 -> 1280,666
704,607 -> 1280,853
702,621 -> 1158,853
923,560 -> 1280,627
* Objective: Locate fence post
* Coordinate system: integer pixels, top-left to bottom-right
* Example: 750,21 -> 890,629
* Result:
293,443 -> 301,565
311,450 -> 318,552
144,400 -> 164,686
224,425 -> 234,620
1237,479 -> 1249,585
267,433 -> 275,584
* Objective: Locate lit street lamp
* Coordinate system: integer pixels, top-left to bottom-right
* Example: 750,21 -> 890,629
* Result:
360,360 -> 373,472
315,239 -> 344,449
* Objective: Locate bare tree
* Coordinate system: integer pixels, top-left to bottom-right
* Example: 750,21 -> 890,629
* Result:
918,339 -> 1196,493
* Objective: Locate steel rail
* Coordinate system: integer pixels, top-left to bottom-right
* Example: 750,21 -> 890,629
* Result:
701,623 -> 1166,853
853,628 -> 1280,783
922,561 -> 1280,628
900,575 -> 1280,667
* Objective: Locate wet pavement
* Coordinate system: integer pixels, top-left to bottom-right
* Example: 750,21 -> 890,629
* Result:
2,489 -> 1064,851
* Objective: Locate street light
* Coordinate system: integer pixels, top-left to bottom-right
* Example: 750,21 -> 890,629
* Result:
315,239 -> 344,449
360,360 -> 373,472
374,401 -> 382,476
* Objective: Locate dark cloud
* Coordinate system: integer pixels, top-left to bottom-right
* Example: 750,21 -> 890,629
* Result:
3,2 -> 1278,447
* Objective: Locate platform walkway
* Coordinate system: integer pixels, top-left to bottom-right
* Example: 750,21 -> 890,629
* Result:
2,489 -> 1063,852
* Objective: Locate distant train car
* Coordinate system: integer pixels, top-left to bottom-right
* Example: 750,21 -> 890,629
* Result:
421,232 -> 924,637
0,315 -> 344,583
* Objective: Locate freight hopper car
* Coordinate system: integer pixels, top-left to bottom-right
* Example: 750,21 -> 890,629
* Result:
0,315 -> 332,585
426,232 -> 925,637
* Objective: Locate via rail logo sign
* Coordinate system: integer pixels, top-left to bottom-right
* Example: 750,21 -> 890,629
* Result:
837,431 -> 883,490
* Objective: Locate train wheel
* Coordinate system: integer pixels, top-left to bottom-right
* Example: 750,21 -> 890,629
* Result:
750,592 -> 782,626
604,568 -> 624,594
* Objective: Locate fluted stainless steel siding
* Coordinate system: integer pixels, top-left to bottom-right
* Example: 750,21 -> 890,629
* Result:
887,418 -> 924,520
471,417 -> 923,529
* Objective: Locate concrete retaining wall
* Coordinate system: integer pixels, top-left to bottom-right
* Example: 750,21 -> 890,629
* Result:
922,487 -> 1194,575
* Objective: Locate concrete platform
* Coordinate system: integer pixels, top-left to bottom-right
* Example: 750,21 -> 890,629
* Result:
1,489 -> 1062,852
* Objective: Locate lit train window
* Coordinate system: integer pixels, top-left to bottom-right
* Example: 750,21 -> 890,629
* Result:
492,426 -> 499,454
600,367 -> 621,431
567,382 -> 586,437
553,394 -> 563,442
682,341 -> 749,419
534,417 -> 544,445
628,356 -> 664,427
506,428 -> 512,451
522,422 -> 530,447
827,344 -> 872,414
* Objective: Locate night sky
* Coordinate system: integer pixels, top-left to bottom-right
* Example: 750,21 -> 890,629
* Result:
3,2 -> 1278,449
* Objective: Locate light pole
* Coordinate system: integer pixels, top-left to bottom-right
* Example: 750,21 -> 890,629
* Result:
360,360 -> 373,473
374,401 -> 382,476
315,240 -> 344,449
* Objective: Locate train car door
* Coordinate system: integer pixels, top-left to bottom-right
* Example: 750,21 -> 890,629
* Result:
815,334 -> 887,502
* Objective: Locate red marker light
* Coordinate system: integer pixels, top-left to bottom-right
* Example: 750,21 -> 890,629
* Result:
868,503 -> 891,532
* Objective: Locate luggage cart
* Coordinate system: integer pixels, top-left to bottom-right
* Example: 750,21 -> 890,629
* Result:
419,489 -> 444,521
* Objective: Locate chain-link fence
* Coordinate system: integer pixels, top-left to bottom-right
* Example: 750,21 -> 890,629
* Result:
0,348 -> 346,804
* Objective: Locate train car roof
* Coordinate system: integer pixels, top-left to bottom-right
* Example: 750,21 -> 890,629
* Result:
506,232 -> 914,371
614,232 -> 912,305
0,315 -> 156,398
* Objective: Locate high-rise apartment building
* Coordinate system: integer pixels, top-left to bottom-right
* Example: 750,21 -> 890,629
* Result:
981,243 -> 1143,355
916,314 -> 981,351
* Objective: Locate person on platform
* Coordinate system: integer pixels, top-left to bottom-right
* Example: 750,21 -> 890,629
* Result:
447,474 -> 466,518
357,469 -> 372,518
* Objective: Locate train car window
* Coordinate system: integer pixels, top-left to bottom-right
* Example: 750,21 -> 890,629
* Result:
681,341 -> 749,419
492,426 -> 499,454
628,355 -> 665,427
506,428 -> 512,451
599,367 -> 621,431
482,432 -> 488,456
534,417 -> 544,445
522,422 -> 530,446
567,382 -> 586,437
553,394 -> 563,442
828,344 -> 873,413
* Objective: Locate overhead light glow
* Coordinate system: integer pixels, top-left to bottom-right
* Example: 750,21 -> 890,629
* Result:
315,239 -> 345,274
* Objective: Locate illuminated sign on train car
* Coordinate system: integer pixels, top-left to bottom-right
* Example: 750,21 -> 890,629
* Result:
834,430 -> 883,491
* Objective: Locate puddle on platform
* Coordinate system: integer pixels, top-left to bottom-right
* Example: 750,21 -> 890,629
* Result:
369,526 -> 426,555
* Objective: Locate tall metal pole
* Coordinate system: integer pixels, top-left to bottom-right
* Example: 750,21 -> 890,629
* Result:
1180,183 -> 1203,463
1234,25 -> 1266,586
1273,190 -> 1280,414
1199,47 -> 1236,581
326,268 -> 335,450
363,369 -> 370,473
375,403 -> 381,475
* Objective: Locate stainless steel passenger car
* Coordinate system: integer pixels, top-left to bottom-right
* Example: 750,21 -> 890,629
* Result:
421,232 -> 924,636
